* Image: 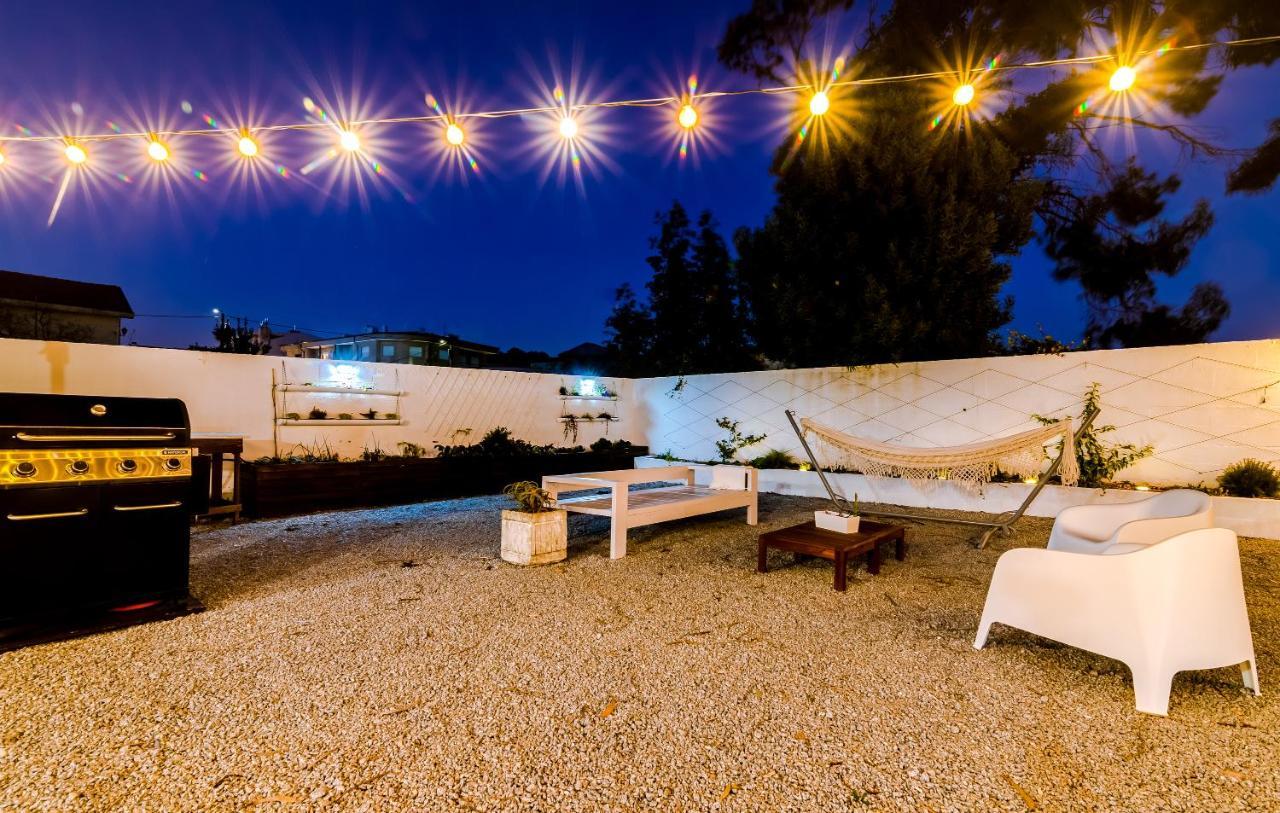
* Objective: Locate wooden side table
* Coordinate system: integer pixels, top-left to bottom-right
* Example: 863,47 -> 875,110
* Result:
193,434 -> 244,523
757,520 -> 906,591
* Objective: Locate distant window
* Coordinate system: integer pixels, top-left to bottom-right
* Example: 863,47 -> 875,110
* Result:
381,344 -> 395,358
359,344 -> 372,360
409,345 -> 424,358
333,343 -> 355,361
318,346 -> 333,359
438,346 -> 450,361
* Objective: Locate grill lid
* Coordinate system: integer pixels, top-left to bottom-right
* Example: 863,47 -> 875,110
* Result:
0,393 -> 190,449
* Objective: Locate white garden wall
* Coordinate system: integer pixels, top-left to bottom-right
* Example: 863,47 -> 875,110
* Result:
0,338 -> 631,460
632,339 -> 1280,488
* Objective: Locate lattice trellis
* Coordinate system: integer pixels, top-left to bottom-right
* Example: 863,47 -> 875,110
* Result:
636,341 -> 1280,486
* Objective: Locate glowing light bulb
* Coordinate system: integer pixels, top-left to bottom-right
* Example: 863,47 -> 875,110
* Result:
0,150 -> 6,168
339,129 -> 360,152
952,83 -> 975,106
445,122 -> 465,146
558,116 -> 579,139
146,139 -> 170,162
237,134 -> 259,157
808,90 -> 830,116
64,143 -> 88,165
1109,65 -> 1137,92
678,103 -> 698,130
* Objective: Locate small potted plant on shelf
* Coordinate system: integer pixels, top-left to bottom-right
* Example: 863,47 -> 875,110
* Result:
308,407 -> 328,420
816,493 -> 860,534
597,411 -> 613,421
385,412 -> 399,420
337,413 -> 353,421
360,408 -> 378,420
285,412 -> 301,421
500,481 -> 567,565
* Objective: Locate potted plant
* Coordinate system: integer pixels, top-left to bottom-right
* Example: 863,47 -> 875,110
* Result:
308,407 -> 328,420
360,408 -> 378,420
337,412 -> 353,420
500,481 -> 567,565
816,493 -> 861,534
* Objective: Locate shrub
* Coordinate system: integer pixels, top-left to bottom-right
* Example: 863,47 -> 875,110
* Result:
1036,383 -> 1152,488
397,441 -> 427,458
590,438 -> 635,454
503,481 -> 556,513
750,448 -> 799,470
1219,459 -> 1280,498
714,418 -> 766,463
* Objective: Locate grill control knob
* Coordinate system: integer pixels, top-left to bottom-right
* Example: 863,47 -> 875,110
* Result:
117,459 -> 138,475
68,459 -> 91,476
12,461 -> 37,478
163,458 -> 183,472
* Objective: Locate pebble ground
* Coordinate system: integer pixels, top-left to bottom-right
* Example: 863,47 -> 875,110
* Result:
1,493 -> 1276,812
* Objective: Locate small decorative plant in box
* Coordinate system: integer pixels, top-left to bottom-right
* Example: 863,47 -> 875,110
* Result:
285,412 -> 301,421
360,408 -> 378,420
384,412 -> 399,420
500,481 -> 567,565
337,413 -> 353,420
308,407 -> 328,420
816,493 -> 861,534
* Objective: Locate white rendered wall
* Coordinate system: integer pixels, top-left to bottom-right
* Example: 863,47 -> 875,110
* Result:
632,339 -> 1280,488
0,338 -> 631,460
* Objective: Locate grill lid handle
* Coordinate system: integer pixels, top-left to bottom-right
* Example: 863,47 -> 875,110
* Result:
15,432 -> 177,442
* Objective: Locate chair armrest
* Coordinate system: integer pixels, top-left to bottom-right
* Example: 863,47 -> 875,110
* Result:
1111,512 -> 1214,548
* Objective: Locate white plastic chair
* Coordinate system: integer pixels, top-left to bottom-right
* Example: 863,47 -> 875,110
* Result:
1048,489 -> 1213,555
974,527 -> 1259,715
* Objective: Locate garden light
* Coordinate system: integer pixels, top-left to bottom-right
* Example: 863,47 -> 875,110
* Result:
1109,65 -> 1137,92
237,134 -> 259,157
952,83 -> 975,106
64,143 -> 88,165
808,90 -> 830,116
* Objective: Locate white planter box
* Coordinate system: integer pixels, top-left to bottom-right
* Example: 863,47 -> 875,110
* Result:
501,509 -> 568,565
815,510 -> 860,534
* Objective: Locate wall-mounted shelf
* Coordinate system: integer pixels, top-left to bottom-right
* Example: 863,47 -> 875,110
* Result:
278,385 -> 403,396
560,395 -> 618,402
277,418 -> 404,426
558,416 -> 620,423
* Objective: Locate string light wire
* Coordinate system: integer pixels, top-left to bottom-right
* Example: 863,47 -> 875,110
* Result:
1,34 -> 1274,148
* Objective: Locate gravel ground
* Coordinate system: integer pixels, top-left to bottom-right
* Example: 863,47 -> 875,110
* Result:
1,493 -> 1277,812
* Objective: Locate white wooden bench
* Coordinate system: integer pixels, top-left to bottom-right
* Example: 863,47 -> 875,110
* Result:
542,465 -> 759,559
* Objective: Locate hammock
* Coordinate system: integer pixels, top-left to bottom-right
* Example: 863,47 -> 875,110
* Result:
786,407 -> 1096,548
799,417 -> 1078,492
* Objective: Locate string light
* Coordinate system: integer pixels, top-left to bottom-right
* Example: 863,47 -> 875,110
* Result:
0,150 -> 6,168
677,103 -> 698,129
1109,65 -> 1137,92
808,90 -> 830,116
146,138 -> 170,162
0,33 -> 1269,184
445,121 -> 465,146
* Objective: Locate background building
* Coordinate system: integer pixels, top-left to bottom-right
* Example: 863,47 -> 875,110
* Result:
296,331 -> 498,367
0,270 -> 133,344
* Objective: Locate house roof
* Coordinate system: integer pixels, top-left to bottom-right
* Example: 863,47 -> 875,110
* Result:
298,331 -> 499,355
0,269 -> 134,318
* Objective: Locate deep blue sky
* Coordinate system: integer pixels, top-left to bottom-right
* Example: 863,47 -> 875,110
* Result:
0,1 -> 1276,353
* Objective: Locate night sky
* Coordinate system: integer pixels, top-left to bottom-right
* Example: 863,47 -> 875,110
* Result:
0,1 -> 1276,354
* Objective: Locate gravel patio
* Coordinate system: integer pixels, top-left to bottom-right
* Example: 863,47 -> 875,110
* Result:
2,493 -> 1276,811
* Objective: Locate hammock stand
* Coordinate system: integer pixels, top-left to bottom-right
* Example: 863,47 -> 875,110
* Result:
784,406 -> 1098,549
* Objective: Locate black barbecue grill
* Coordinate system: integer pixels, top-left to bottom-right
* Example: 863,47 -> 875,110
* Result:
0,393 -> 207,651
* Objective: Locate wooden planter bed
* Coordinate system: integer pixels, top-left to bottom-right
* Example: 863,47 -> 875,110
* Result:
241,449 -> 648,518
